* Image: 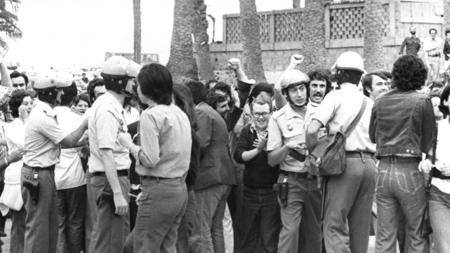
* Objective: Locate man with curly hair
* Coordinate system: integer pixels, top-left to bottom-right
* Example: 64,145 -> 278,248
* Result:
369,55 -> 437,253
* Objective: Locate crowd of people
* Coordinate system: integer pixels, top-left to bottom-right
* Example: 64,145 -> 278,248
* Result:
0,40 -> 444,253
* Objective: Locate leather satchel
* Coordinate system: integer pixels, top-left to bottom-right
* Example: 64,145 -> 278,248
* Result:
309,97 -> 368,176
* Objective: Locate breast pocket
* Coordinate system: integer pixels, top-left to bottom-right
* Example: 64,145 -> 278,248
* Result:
279,117 -> 305,141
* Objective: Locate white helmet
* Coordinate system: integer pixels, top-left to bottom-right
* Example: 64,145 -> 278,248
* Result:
279,69 -> 310,90
34,71 -> 72,90
101,55 -> 141,78
332,51 -> 365,73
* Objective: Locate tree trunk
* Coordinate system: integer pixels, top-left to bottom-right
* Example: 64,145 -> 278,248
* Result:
302,0 -> 326,72
167,0 -> 198,81
133,0 -> 141,63
193,0 -> 214,82
363,0 -> 384,72
444,0 -> 450,29
239,0 -> 266,82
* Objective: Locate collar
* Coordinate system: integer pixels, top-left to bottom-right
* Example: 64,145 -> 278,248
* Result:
103,91 -> 124,114
249,123 -> 268,136
284,103 -> 305,120
308,99 -> 320,108
35,100 -> 56,117
340,83 -> 359,90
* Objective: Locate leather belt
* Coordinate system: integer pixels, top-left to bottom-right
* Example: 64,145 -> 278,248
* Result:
280,171 -> 316,179
140,175 -> 182,181
23,164 -> 55,171
346,151 -> 375,159
92,170 -> 129,177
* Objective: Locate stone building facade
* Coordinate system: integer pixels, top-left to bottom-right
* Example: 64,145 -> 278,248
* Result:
209,0 -> 444,83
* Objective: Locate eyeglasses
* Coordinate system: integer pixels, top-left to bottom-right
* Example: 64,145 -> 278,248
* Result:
12,83 -> 25,88
253,112 -> 270,117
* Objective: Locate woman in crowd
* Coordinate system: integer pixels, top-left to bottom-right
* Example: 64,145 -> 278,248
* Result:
0,89 -> 34,253
73,93 -> 90,115
120,63 -> 192,252
173,83 -> 201,253
426,85 -> 450,252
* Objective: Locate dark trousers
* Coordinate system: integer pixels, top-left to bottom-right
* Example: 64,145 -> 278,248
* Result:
177,189 -> 198,253
323,154 -> 376,253
21,167 -> 58,253
298,183 -> 323,253
91,174 -> 130,253
193,184 -> 231,253
56,185 -> 87,253
10,207 -> 26,253
84,173 -> 97,253
240,186 -> 280,253
375,157 -> 429,253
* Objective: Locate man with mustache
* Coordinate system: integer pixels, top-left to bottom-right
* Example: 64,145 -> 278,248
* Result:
299,69 -> 332,253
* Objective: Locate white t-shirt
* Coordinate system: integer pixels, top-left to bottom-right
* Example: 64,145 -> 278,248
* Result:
54,106 -> 86,190
432,119 -> 450,194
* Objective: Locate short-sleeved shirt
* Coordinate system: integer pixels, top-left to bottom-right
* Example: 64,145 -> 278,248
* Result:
137,104 -> 192,178
313,83 -> 376,153
88,92 -> 130,173
54,106 -> 86,189
267,104 -> 307,173
23,100 -> 65,167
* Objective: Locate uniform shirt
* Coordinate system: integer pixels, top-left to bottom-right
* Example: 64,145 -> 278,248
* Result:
313,83 -> 376,153
432,120 -> 450,194
137,104 -> 192,178
54,106 -> 86,190
267,104 -> 307,173
88,92 -> 130,173
23,100 -> 65,167
399,36 -> 421,56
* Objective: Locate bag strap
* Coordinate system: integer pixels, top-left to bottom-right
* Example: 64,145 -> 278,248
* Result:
344,97 -> 368,138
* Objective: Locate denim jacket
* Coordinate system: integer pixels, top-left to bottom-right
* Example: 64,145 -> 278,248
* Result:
369,89 -> 437,158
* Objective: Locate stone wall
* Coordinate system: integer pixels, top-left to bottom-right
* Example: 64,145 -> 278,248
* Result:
209,0 -> 444,83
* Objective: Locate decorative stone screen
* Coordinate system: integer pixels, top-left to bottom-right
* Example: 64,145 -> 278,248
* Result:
329,3 -> 389,40
225,14 -> 272,44
274,11 -> 303,42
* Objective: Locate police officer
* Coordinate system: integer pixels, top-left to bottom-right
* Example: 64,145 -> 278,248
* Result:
88,55 -> 140,253
267,69 -> 316,253
22,71 -> 88,253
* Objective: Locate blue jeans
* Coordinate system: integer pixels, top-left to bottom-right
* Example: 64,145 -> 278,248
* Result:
375,157 -> 428,253
133,177 -> 187,253
429,185 -> 450,253
323,153 -> 376,253
240,186 -> 280,253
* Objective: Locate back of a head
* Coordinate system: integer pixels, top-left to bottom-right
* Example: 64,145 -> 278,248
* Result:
185,80 -> 206,105
249,82 -> 274,104
392,55 -> 427,91
87,78 -> 105,103
173,83 -> 196,128
60,83 -> 78,106
137,63 -> 173,105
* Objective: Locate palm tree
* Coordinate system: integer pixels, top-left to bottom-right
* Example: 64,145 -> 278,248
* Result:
363,0 -> 384,72
193,0 -> 214,81
444,0 -> 450,29
239,0 -> 266,82
133,0 -> 141,63
0,0 -> 22,50
167,0 -> 198,81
